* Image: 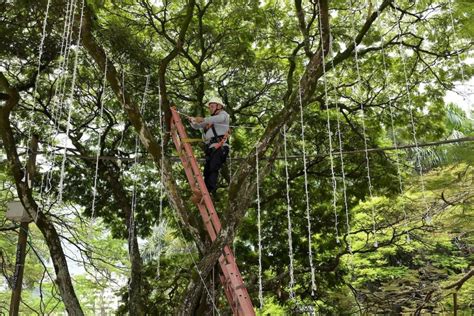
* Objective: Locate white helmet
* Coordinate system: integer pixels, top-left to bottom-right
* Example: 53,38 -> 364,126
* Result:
207,96 -> 225,108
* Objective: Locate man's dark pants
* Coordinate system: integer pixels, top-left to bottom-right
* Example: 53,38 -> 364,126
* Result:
204,146 -> 229,194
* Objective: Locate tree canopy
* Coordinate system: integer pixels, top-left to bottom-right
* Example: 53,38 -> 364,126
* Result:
1,0 -> 473,314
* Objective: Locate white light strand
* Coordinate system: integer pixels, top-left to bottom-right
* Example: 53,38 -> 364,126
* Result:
47,0 -> 77,166
55,0 -> 78,113
317,1 -> 340,244
446,0 -> 473,107
395,5 -> 430,219
118,69 -> 126,149
323,9 -> 353,252
335,107 -> 352,251
58,0 -> 86,202
283,124 -> 295,299
298,84 -> 316,294
24,0 -> 52,179
158,85 -> 164,219
228,135 -> 233,183
350,0 -> 378,247
129,74 -> 150,259
49,0 -> 79,169
38,0 -> 75,202
327,56 -> 353,252
447,0 -> 466,82
376,4 -> 408,239
91,57 -> 108,220
255,144 -> 264,309
37,0 -> 76,223
157,80 -> 165,278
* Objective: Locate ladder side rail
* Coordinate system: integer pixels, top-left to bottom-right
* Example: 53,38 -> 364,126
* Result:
170,123 -> 220,241
220,247 -> 253,307
172,121 -> 238,304
170,118 -> 236,281
170,123 -> 199,191
171,122 -> 237,305
197,203 -> 219,240
217,264 -> 248,310
220,274 -> 238,314
200,194 -> 223,233
179,143 -> 224,234
170,108 -> 256,315
170,108 -> 223,234
172,126 -> 221,241
218,256 -> 240,314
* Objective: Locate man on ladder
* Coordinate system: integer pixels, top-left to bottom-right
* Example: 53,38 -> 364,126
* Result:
188,96 -> 230,203
171,102 -> 255,314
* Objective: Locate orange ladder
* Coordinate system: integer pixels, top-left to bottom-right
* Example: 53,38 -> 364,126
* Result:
169,106 -> 255,315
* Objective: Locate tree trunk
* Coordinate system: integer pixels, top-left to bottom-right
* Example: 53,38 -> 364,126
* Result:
63,130 -> 147,314
0,73 -> 84,315
9,135 -> 37,315
9,222 -> 29,316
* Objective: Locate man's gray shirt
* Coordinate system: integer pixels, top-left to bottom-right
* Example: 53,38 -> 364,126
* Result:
191,110 -> 230,149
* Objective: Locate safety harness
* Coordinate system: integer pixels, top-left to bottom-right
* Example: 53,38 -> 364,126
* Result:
204,123 -> 230,150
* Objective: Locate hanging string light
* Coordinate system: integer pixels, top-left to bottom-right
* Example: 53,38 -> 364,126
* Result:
283,124 -> 295,299
298,82 -> 317,294
255,144 -> 264,309
58,0 -> 86,202
350,0 -> 378,247
91,56 -> 108,220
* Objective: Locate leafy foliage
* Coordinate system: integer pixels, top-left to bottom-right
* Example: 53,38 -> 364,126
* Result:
0,0 -> 473,314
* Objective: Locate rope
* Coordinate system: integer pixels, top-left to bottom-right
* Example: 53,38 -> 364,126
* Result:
167,195 -> 221,314
129,74 -> 150,252
117,69 -> 126,150
127,74 -> 149,302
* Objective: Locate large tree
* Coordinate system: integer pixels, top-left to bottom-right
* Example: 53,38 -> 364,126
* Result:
1,0 -> 472,314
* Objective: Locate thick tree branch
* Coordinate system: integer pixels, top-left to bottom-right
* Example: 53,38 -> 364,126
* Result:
443,269 -> 474,291
295,0 -> 313,58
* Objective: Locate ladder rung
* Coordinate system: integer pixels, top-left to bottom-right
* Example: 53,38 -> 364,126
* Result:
181,138 -> 203,143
